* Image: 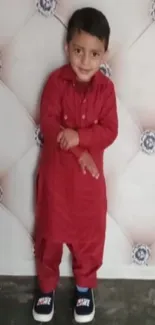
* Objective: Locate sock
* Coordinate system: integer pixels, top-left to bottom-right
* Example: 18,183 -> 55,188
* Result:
76,286 -> 88,293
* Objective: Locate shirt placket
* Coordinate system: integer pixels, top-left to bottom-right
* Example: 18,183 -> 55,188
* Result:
80,86 -> 91,127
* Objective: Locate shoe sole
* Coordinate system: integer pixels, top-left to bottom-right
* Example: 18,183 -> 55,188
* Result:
32,305 -> 54,323
74,308 -> 95,323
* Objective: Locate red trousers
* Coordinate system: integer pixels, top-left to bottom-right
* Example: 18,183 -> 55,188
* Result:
36,237 -> 104,293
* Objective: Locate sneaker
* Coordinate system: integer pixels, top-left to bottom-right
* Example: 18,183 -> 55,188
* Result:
74,288 -> 95,323
32,289 -> 54,322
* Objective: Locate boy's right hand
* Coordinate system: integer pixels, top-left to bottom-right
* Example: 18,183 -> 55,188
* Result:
79,151 -> 99,179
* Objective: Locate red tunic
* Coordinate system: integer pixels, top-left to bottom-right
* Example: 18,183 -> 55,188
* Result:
35,64 -> 118,248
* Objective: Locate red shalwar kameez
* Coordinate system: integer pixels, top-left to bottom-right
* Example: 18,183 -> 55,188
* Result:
35,64 -> 118,293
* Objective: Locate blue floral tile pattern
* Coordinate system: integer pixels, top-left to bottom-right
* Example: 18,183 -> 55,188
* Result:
35,125 -> 44,147
132,244 -> 151,265
100,63 -> 112,78
36,0 -> 57,17
140,130 -> 155,155
149,0 -> 155,21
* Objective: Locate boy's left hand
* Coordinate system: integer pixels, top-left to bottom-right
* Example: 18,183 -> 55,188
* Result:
57,128 -> 79,150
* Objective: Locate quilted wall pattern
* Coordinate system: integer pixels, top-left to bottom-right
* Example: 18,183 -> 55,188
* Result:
0,0 -> 155,278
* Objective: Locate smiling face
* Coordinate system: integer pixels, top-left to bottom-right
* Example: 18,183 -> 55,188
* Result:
65,30 -> 107,82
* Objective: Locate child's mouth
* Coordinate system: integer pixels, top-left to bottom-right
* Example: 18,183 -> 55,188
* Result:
79,68 -> 90,74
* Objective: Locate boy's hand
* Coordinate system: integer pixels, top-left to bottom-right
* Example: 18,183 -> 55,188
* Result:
79,151 -> 100,179
57,128 -> 79,150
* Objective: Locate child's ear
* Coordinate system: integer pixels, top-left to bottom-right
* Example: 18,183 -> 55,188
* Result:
64,43 -> 69,56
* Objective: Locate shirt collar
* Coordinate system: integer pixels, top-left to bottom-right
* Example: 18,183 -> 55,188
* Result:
60,64 -> 105,86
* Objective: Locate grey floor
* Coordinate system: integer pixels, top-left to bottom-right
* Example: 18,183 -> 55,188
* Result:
0,277 -> 155,325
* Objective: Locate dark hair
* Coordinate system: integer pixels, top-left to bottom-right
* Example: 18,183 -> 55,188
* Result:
66,7 -> 110,51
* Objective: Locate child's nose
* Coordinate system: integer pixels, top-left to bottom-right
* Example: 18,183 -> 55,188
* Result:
81,53 -> 90,66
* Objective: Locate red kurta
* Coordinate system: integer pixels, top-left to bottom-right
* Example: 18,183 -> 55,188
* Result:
35,63 -> 118,264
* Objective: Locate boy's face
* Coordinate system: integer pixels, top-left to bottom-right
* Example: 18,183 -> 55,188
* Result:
65,30 -> 107,82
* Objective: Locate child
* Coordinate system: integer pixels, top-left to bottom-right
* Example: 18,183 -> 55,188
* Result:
33,7 -> 118,323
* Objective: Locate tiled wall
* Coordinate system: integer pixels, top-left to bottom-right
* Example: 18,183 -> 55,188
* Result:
0,0 -> 155,278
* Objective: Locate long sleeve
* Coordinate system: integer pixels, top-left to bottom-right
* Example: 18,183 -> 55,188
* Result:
70,146 -> 84,159
40,73 -> 62,147
78,80 -> 118,151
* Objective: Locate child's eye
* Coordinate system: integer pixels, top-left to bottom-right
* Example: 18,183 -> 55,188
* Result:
75,48 -> 81,54
92,52 -> 99,58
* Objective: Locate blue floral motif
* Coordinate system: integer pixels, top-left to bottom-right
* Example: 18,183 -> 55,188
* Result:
35,125 -> 44,147
132,244 -> 151,265
36,0 -> 57,17
149,0 -> 155,21
100,63 -> 112,78
140,130 -> 155,155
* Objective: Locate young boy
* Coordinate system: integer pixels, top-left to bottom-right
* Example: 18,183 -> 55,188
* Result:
33,7 -> 118,323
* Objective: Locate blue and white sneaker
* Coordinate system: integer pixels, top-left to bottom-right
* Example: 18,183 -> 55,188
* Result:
32,289 -> 54,322
74,288 -> 95,323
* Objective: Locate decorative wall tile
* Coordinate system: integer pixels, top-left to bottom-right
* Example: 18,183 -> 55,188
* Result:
35,125 -> 44,148
132,244 -> 151,266
36,0 -> 57,17
149,0 -> 155,21
140,130 -> 155,155
100,63 -> 112,78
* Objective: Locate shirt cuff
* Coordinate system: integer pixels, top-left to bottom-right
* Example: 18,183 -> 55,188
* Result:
71,146 -> 84,159
78,128 -> 92,148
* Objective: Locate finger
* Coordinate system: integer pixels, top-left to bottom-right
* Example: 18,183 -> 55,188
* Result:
60,137 -> 68,149
63,138 -> 70,150
64,143 -> 70,150
79,161 -> 86,174
79,159 -> 86,174
88,165 -> 99,179
60,142 -> 68,150
92,168 -> 100,179
57,131 -> 63,142
86,165 -> 94,177
66,141 -> 74,149
91,166 -> 99,178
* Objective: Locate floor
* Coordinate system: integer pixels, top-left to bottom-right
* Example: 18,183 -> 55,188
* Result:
0,277 -> 155,325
